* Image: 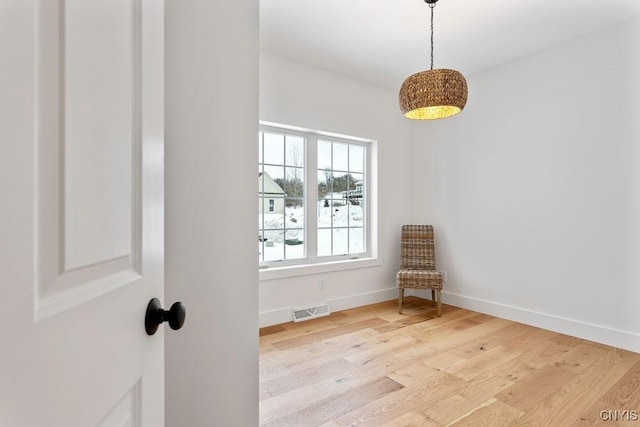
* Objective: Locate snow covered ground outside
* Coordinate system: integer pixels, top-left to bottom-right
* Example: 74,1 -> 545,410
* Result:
259,196 -> 364,262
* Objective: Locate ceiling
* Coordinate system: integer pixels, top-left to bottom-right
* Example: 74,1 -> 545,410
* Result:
260,0 -> 640,90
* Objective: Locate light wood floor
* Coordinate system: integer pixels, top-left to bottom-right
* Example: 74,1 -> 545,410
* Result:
259,297 -> 640,426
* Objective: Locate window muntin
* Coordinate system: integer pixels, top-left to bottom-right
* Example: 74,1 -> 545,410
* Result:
259,125 -> 369,266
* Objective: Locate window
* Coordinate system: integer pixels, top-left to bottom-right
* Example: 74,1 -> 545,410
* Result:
258,124 -> 372,267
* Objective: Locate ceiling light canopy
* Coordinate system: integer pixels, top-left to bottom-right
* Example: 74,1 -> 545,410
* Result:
399,0 -> 468,120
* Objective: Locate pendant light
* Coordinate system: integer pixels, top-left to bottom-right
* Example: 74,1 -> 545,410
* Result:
399,0 -> 468,120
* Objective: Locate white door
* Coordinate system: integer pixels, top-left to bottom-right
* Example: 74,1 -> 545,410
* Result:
0,0 -> 166,426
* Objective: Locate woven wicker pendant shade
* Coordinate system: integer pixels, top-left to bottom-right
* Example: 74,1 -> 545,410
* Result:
399,68 -> 468,120
399,0 -> 468,120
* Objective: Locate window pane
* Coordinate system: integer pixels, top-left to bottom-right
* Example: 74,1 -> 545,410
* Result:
318,140 -> 332,170
333,143 -> 348,171
263,165 -> 284,182
332,172 -> 349,194
349,228 -> 364,253
333,228 -> 348,255
349,173 -> 363,192
349,198 -> 364,226
284,167 -> 304,199
285,136 -> 304,167
263,230 -> 284,261
285,201 -> 304,228
317,199 -> 332,228
258,132 -> 263,163
349,145 -> 364,173
263,132 -> 284,165
317,169 -> 332,199
332,201 -> 348,227
284,230 -> 304,260
263,208 -> 283,229
317,228 -> 331,257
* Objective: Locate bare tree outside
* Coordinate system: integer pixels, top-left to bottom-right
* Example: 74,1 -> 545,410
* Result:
318,168 -> 332,198
286,144 -> 304,201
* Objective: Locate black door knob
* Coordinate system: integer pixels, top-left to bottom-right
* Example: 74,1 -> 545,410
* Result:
145,298 -> 186,335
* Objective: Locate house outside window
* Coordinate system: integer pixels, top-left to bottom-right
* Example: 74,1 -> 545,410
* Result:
259,124 -> 373,267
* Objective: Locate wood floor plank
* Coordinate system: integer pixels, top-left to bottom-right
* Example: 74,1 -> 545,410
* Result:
259,384 -> 272,402
515,340 -> 572,370
259,324 -> 286,337
334,372 -> 465,426
384,410 -> 441,426
388,360 -> 443,387
512,351 -> 637,426
446,322 -> 531,360
448,398 -> 524,426
259,362 -> 292,383
259,298 -> 640,427
599,359 -> 640,408
272,318 -> 389,350
424,372 -> 516,425
372,312 -> 439,334
499,326 -> 558,353
260,312 -> 354,347
317,420 -> 342,427
312,356 -> 411,396
345,335 -> 419,366
576,398 -> 640,426
407,318 -> 514,359
262,358 -> 357,396
495,365 -> 577,412
274,328 -> 381,372
425,394 -> 490,426
259,385 -> 326,426
556,343 -> 608,374
264,376 -> 404,427
445,345 -> 521,382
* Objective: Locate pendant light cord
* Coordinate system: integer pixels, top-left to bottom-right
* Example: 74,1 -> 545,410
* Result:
429,2 -> 435,70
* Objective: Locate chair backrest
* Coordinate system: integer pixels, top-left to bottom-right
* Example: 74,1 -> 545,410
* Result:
400,224 -> 437,270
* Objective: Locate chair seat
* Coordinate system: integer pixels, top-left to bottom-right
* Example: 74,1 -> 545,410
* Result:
396,269 -> 443,290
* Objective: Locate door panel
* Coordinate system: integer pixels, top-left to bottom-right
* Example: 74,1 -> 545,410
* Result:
0,1 -> 164,425
64,0 -> 136,270
37,0 -> 144,320
98,381 -> 141,427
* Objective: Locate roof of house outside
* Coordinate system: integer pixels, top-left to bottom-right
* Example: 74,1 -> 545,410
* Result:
259,172 -> 285,196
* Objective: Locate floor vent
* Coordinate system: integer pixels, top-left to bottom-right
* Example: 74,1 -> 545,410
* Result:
292,303 -> 331,323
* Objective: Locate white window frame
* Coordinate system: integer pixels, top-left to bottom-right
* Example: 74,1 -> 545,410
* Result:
259,122 -> 379,279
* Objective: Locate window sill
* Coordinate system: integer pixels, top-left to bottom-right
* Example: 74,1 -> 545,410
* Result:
259,257 -> 381,281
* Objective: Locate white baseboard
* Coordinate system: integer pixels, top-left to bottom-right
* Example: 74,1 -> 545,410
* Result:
424,290 -> 640,354
259,287 -> 397,328
259,306 -> 292,328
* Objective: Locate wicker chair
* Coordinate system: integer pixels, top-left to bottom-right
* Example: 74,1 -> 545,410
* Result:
396,225 -> 443,316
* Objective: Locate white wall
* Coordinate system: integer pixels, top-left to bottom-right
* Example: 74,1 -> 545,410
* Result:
412,17 -> 640,352
259,52 -> 413,326
165,1 -> 259,426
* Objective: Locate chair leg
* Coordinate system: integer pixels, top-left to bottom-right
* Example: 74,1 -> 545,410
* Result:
431,289 -> 436,306
436,290 -> 442,317
398,288 -> 404,314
